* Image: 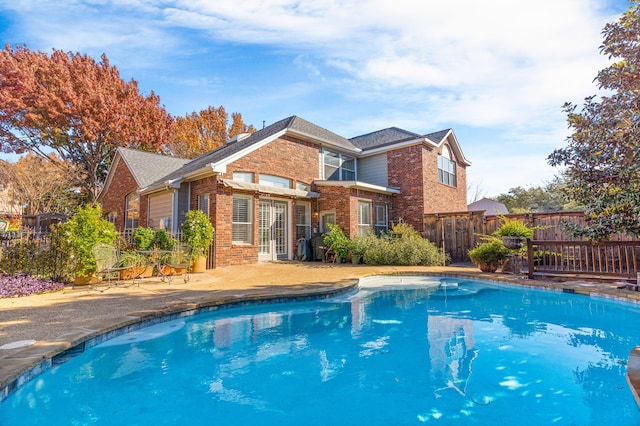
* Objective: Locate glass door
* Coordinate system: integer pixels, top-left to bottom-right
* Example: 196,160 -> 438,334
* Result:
258,199 -> 289,261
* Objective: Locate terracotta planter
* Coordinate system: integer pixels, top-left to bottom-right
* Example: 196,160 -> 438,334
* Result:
477,262 -> 499,273
502,236 -> 525,249
120,265 -> 154,280
191,255 -> 207,273
74,273 -> 99,286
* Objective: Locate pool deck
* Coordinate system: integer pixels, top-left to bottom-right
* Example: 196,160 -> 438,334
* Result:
2,261 -> 640,405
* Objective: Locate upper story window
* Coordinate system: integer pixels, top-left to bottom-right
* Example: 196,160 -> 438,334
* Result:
322,149 -> 356,181
259,174 -> 292,189
438,145 -> 457,187
233,172 -> 254,183
124,192 -> 139,231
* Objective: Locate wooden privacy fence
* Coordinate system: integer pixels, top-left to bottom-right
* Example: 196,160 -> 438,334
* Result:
527,240 -> 640,281
423,211 -> 593,263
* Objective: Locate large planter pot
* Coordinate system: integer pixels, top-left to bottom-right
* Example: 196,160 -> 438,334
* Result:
191,255 -> 207,273
351,255 -> 362,265
477,262 -> 499,273
74,273 -> 99,286
120,265 -> 154,280
502,236 -> 525,249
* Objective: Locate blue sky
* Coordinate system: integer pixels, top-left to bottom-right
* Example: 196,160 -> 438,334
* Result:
0,0 -> 632,198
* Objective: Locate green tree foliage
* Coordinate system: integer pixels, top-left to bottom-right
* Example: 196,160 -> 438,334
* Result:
548,2 -> 640,240
494,177 -> 579,213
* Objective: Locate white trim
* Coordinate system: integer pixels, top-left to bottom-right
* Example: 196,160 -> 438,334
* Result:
222,179 -> 320,198
313,180 -> 400,195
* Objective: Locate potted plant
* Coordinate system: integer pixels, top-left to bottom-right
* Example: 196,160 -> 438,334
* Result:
152,229 -> 178,275
322,223 -> 350,263
117,250 -> 152,280
349,234 -> 370,264
468,237 -> 510,273
58,204 -> 118,284
493,217 -> 534,249
181,210 -> 214,273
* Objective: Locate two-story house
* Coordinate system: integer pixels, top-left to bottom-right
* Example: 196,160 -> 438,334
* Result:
98,115 -> 470,267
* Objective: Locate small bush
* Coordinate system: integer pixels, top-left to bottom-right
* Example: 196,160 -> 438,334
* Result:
493,217 -> 534,239
0,274 -> 65,298
360,222 -> 447,266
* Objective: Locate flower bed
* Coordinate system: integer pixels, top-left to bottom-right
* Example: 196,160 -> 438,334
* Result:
0,274 -> 65,298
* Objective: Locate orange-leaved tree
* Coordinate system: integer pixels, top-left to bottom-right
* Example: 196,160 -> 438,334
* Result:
165,106 -> 255,158
0,44 -> 173,201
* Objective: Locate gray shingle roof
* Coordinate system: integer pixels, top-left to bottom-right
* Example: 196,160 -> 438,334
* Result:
150,115 -> 358,187
350,127 -> 453,151
350,127 -> 421,150
118,148 -> 190,188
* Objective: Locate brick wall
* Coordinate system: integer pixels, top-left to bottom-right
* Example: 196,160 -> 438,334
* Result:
422,145 -> 467,215
99,158 -> 137,232
387,145 -> 425,231
226,135 -> 319,187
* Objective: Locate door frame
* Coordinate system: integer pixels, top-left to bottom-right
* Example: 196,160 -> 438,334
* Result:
258,198 -> 291,262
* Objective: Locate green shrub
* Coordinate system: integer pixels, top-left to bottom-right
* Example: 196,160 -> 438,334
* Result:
360,222 -> 447,266
468,237 -> 510,270
181,210 -> 214,255
57,204 -> 118,277
323,223 -> 350,258
493,217 -> 534,239
132,227 -> 156,251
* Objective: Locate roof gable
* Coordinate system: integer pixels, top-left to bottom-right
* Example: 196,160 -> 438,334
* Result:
118,148 -> 190,188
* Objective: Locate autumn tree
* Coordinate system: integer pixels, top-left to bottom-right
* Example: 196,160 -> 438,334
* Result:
0,153 -> 84,215
0,45 -> 173,201
548,1 -> 640,240
165,106 -> 255,158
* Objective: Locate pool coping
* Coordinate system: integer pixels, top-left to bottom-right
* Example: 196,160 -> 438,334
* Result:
2,271 -> 640,407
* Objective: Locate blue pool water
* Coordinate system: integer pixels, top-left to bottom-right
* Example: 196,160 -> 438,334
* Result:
2,276 -> 640,425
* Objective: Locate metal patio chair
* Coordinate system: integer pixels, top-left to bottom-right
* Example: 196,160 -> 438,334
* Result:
92,243 -> 133,288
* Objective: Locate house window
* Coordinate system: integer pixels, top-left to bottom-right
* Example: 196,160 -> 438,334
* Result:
198,193 -> 209,216
357,201 -> 372,235
259,174 -> 292,189
320,211 -> 336,233
322,149 -> 356,181
438,145 -> 457,187
105,211 -> 117,226
233,172 -> 254,183
296,182 -> 310,191
375,204 -> 388,234
296,202 -> 311,239
124,192 -> 139,232
232,194 -> 253,244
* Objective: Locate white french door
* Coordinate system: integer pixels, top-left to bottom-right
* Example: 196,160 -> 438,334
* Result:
258,199 -> 289,261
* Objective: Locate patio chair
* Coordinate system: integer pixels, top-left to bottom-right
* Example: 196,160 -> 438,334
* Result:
161,242 -> 193,284
92,243 -> 133,288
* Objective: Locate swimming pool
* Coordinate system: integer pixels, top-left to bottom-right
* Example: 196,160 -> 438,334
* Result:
1,275 -> 639,425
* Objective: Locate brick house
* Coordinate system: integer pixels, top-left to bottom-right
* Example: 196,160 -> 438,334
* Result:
98,115 -> 470,267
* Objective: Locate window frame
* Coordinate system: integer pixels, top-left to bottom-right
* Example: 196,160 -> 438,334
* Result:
197,193 -> 210,217
322,149 -> 356,181
232,194 -> 254,245
124,192 -> 140,232
437,145 -> 457,187
357,201 -> 373,236
374,204 -> 388,234
295,201 -> 311,240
